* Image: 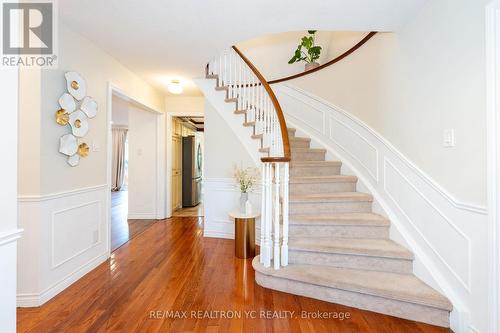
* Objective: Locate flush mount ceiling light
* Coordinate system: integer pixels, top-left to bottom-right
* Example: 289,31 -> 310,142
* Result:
168,79 -> 183,94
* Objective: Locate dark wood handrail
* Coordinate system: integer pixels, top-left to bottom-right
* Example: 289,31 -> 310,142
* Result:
232,46 -> 291,163
267,32 -> 377,84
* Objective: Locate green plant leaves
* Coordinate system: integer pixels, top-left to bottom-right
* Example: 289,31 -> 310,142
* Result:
289,30 -> 321,64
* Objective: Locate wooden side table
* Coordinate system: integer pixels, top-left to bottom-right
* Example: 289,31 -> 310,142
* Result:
229,211 -> 259,259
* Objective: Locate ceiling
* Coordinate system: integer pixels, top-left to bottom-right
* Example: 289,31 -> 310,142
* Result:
59,0 -> 426,96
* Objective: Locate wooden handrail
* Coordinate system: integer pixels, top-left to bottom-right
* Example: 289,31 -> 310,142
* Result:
267,32 -> 377,84
232,46 -> 291,163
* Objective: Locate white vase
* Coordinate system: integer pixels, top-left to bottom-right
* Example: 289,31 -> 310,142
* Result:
240,192 -> 248,214
305,62 -> 320,71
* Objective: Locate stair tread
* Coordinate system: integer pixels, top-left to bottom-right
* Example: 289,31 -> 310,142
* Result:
288,238 -> 413,259
290,192 -> 373,202
290,137 -> 311,142
290,175 -> 357,183
289,213 -> 389,226
291,160 -> 342,167
292,148 -> 326,153
252,259 -> 452,311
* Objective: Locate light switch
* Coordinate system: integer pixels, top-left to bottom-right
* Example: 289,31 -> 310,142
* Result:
92,141 -> 100,152
443,129 -> 455,147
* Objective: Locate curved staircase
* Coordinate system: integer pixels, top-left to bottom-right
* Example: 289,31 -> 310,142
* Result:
203,47 -> 453,328
252,128 -> 452,327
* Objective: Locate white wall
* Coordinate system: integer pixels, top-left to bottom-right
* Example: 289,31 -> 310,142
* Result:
0,66 -> 21,333
237,31 -> 365,81
111,94 -> 129,127
128,103 -> 161,219
265,0 -> 490,331
292,2 -> 488,207
165,96 -> 205,114
17,22 -> 165,307
275,84 -> 487,333
203,100 -> 260,238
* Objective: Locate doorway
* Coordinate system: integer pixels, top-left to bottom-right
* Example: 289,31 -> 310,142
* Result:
171,116 -> 205,217
109,91 -> 162,251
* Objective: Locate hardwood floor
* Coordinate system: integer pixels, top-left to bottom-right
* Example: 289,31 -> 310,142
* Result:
17,217 -> 453,333
111,190 -> 156,251
173,202 -> 204,217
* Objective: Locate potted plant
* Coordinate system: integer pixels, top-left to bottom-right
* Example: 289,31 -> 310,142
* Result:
233,164 -> 259,214
288,30 -> 322,71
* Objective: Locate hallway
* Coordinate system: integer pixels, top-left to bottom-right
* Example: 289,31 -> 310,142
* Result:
17,216 -> 451,333
111,190 -> 156,251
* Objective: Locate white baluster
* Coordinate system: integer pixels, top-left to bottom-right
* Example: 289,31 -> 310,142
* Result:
263,162 -> 272,267
273,163 -> 281,269
260,162 -> 266,264
281,162 -> 289,266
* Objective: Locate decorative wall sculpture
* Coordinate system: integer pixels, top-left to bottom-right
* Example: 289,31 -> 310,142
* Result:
55,72 -> 97,166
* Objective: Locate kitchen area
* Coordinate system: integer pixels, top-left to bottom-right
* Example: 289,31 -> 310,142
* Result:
171,116 -> 204,217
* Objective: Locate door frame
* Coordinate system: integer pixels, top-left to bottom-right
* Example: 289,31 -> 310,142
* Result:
165,111 -> 203,217
106,82 -> 166,255
486,2 -> 500,332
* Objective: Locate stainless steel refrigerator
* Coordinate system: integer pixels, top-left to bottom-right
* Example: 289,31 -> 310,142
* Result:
182,136 -> 202,207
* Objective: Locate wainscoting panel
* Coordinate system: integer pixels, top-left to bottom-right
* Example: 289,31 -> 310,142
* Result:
203,178 -> 261,240
274,83 -> 488,332
17,184 -> 108,307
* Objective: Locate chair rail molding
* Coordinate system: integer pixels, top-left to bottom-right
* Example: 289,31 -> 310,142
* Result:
273,83 -> 488,333
0,229 -> 23,247
203,178 -> 261,240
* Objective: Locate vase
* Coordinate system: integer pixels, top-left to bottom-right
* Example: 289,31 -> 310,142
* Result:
240,192 -> 248,214
305,62 -> 320,71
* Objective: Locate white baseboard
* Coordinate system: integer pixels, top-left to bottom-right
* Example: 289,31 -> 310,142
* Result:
17,252 -> 108,307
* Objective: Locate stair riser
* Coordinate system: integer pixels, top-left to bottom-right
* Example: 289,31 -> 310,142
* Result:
290,181 -> 356,194
255,273 -> 450,328
290,201 -> 372,214
290,140 -> 310,149
288,251 -> 413,274
290,166 -> 341,177
289,224 -> 389,239
291,151 -> 325,161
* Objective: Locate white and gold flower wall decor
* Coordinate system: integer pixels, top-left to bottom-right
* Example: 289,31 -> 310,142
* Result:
55,72 -> 97,167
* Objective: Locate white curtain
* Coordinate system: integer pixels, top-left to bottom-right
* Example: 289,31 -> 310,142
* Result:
111,128 -> 128,191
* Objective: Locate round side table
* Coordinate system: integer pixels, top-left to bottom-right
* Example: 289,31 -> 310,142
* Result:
229,211 -> 259,259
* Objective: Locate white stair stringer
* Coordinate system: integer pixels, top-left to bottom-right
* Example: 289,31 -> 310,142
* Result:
194,78 -> 262,166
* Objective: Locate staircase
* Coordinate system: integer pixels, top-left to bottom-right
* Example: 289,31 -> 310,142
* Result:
253,128 -> 452,327
204,47 -> 452,328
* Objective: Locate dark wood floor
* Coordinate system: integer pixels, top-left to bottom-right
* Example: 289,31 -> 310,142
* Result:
17,217 -> 453,333
111,190 -> 156,252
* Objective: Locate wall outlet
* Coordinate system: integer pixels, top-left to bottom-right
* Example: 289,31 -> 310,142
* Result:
443,129 -> 455,147
92,230 -> 99,244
